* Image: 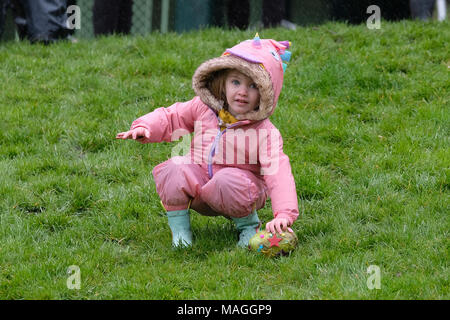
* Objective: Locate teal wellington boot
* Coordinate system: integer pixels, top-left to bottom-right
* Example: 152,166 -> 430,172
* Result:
167,209 -> 193,248
231,210 -> 261,248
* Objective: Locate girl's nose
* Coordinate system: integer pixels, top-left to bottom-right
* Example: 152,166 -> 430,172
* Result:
237,86 -> 248,96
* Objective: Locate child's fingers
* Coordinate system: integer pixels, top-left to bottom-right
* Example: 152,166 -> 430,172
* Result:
266,221 -> 275,234
122,131 -> 135,139
275,222 -> 283,234
280,219 -> 288,232
115,132 -> 127,139
282,220 -> 289,233
123,131 -> 132,139
135,129 -> 150,142
138,128 -> 150,139
116,128 -> 149,141
266,219 -> 288,234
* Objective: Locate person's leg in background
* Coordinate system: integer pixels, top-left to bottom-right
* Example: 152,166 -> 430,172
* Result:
116,0 -> 133,35
0,0 -> 8,38
410,0 -> 435,20
226,0 -> 250,29
262,0 -> 285,28
210,0 -> 226,28
93,0 -> 120,36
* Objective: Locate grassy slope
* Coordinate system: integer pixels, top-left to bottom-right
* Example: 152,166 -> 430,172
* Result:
0,20 -> 448,299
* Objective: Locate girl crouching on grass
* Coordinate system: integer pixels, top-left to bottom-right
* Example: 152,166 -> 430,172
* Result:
116,35 -> 299,248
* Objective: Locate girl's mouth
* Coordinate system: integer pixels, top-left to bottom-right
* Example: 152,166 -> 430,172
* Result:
235,99 -> 248,105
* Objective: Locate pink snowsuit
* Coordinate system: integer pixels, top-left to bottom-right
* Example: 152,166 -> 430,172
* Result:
130,37 -> 299,226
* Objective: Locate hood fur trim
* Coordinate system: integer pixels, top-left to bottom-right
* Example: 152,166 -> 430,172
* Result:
192,55 -> 274,121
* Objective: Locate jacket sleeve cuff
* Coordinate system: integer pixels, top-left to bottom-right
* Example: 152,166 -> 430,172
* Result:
273,212 -> 296,226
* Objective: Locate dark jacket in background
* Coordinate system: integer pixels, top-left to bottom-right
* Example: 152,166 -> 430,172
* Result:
16,0 -> 70,43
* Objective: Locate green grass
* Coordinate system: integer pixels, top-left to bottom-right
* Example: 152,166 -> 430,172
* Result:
0,20 -> 449,299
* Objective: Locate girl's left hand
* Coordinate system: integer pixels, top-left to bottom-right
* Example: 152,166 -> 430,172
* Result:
265,217 -> 290,234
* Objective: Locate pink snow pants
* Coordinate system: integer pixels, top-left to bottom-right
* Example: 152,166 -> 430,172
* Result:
152,156 -> 268,218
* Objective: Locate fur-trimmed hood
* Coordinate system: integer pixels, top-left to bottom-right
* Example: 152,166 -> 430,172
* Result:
192,35 -> 292,122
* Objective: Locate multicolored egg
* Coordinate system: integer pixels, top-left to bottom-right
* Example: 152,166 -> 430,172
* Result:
248,230 -> 298,257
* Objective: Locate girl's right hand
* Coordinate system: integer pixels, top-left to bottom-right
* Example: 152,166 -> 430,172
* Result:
116,127 -> 150,143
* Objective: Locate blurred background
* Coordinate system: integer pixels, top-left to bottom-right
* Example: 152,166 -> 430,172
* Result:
0,0 -> 448,42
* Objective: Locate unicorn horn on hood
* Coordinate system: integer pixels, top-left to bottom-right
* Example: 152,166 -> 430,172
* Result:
252,32 -> 262,48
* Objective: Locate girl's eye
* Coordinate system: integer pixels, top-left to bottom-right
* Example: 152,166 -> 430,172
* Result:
231,80 -> 240,85
250,83 -> 258,89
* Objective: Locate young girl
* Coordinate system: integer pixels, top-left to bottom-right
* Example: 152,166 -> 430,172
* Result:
116,34 -> 299,248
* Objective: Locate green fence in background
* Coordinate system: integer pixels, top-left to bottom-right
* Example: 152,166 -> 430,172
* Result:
75,0 -> 160,38
1,0 -> 335,41
1,3 -> 17,41
75,0 -> 266,37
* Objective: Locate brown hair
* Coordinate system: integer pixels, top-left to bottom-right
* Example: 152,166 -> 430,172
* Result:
207,69 -> 231,110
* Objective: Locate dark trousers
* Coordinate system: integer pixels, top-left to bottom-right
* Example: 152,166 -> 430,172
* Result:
0,0 -> 8,38
226,0 -> 286,29
262,0 -> 285,27
409,0 -> 435,20
93,0 -> 133,36
330,0 -> 410,23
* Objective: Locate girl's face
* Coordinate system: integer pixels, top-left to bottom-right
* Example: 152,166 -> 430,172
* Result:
225,70 -> 260,117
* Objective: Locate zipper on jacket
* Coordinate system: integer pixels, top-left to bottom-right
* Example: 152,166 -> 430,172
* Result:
207,112 -> 243,178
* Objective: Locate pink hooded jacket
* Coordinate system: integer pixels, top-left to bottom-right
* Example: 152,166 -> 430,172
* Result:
130,36 -> 299,225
